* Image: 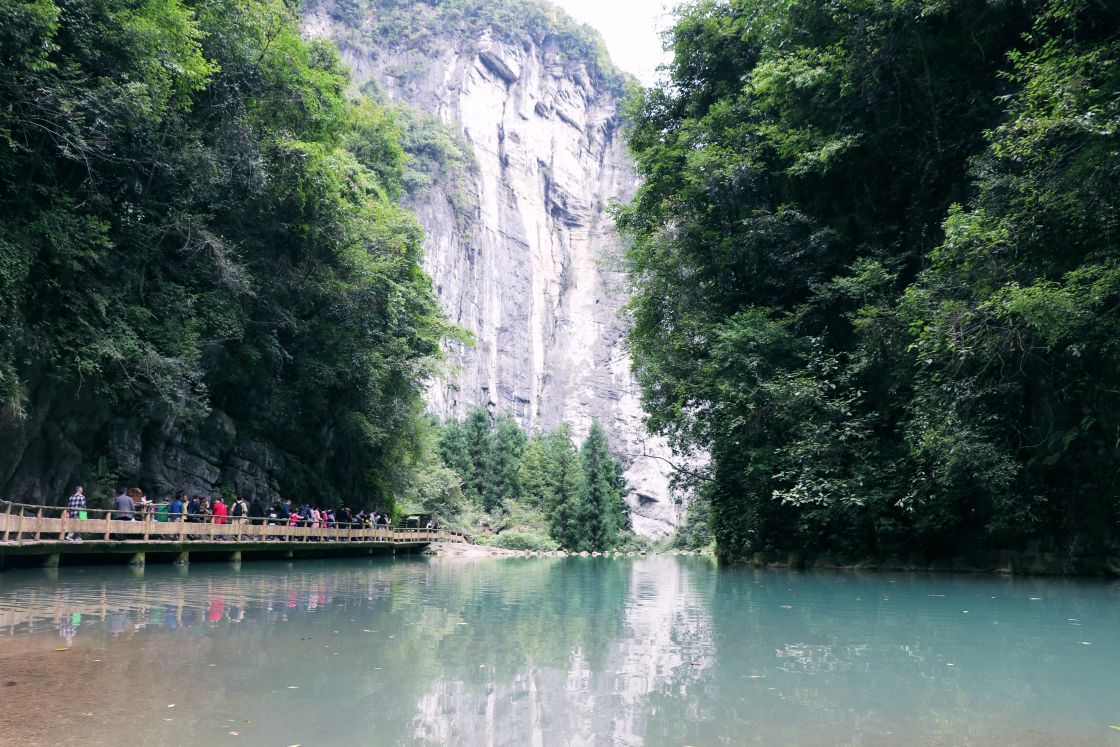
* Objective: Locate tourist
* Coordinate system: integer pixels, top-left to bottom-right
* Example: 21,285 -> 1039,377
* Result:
111,488 -> 136,540
129,487 -> 150,518
113,487 -> 131,519
230,496 -> 248,540
231,496 -> 248,523
154,496 -> 169,522
186,495 -> 202,523
64,485 -> 85,542
213,496 -> 229,525
248,496 -> 265,526
168,494 -> 185,521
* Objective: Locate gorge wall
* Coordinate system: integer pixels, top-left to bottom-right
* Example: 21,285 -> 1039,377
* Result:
304,1 -> 681,537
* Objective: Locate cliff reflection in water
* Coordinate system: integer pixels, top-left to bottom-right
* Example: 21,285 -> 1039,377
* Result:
409,557 -> 714,746
1,557 -> 1119,746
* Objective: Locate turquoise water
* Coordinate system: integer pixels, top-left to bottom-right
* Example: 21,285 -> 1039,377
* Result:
1,556 -> 1119,745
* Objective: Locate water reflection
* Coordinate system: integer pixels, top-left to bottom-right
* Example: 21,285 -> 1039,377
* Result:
0,564 -> 396,641
408,557 -> 715,746
1,558 -> 1119,746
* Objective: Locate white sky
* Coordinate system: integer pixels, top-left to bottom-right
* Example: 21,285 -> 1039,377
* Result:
549,0 -> 686,86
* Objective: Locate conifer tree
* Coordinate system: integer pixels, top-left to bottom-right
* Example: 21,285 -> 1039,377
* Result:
545,424 -> 589,551
488,414 -> 526,512
579,420 -> 627,550
518,435 -> 555,508
438,420 -> 472,484
461,408 -> 495,507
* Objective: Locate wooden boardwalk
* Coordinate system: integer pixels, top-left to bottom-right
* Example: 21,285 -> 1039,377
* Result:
0,500 -> 469,569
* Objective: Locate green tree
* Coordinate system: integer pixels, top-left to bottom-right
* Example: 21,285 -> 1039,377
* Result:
461,408 -> 495,507
438,419 -> 473,483
0,0 -> 449,509
579,421 -> 628,550
518,435 -> 555,508
621,0 -> 1119,561
489,413 -> 527,512
545,424 -> 589,551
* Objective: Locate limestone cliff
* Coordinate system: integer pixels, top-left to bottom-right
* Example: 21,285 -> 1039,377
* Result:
303,1 -> 681,536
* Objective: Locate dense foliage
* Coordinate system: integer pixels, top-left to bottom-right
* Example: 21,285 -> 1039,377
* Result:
0,0 -> 450,506
424,410 -> 633,551
621,0 -> 1120,561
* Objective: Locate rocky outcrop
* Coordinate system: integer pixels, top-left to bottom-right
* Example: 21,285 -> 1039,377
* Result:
0,380 -> 289,505
304,7 -> 681,537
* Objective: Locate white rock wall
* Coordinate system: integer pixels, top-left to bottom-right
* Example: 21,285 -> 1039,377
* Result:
305,13 -> 680,537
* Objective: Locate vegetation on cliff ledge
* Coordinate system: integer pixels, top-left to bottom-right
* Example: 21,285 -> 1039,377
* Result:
305,0 -> 628,95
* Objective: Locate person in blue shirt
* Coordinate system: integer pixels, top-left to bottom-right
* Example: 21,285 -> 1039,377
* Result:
168,494 -> 185,521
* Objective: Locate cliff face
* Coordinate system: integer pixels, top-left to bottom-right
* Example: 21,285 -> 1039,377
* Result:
304,7 -> 680,536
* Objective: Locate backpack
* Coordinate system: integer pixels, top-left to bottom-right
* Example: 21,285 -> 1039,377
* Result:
232,501 -> 245,517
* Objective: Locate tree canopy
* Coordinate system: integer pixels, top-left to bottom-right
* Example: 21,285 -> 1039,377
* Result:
433,409 -> 633,551
621,0 -> 1120,561
0,0 -> 451,507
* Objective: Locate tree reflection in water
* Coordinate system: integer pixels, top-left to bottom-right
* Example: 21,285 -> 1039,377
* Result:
0,558 -> 1118,745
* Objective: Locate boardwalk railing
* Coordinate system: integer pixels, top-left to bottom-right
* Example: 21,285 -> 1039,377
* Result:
0,500 -> 470,545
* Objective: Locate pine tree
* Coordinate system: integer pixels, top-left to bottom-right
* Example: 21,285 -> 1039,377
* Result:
546,424 -> 589,551
488,414 -> 526,512
461,408 -> 495,507
438,420 -> 472,485
580,420 -> 627,550
518,435 -> 555,508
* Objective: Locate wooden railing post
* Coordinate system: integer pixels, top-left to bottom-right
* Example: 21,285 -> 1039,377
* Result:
1,501 -> 11,542
34,506 -> 43,541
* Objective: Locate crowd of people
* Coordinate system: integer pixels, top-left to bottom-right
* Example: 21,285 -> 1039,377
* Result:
59,485 -> 423,543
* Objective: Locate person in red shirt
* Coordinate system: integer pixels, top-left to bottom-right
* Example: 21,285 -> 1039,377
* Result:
212,497 -> 229,525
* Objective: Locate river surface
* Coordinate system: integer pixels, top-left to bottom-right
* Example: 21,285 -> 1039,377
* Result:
1,555 -> 1118,746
